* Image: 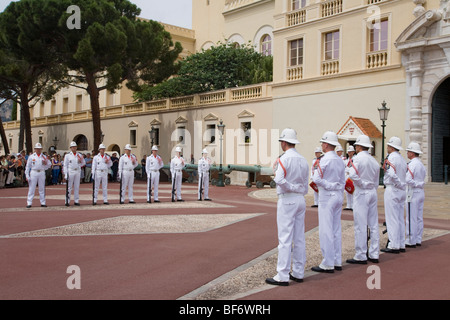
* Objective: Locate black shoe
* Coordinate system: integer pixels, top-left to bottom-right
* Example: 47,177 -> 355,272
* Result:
289,274 -> 304,283
204,198 -> 212,201
74,203 -> 80,206
265,278 -> 289,287
198,199 -> 202,201
147,201 -> 151,204
41,205 -> 47,208
343,208 -> 352,211
26,205 -> 32,209
154,200 -> 160,203
416,243 -> 422,247
177,199 -> 185,202
311,205 -> 318,208
368,258 -> 379,263
311,266 -> 334,273
65,203 -> 70,207
334,266 -> 342,271
129,201 -> 135,204
346,258 -> 367,265
400,248 -> 406,253
406,244 -> 416,248
93,203 -> 97,206
381,248 -> 400,254
120,202 -> 124,204
103,202 -> 109,205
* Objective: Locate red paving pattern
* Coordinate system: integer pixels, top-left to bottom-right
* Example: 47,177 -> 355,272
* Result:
1,181 -> 449,300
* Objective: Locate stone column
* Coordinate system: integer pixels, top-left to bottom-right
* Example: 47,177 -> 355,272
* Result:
407,49 -> 424,145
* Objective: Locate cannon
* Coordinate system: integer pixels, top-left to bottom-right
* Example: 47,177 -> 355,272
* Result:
227,165 -> 275,189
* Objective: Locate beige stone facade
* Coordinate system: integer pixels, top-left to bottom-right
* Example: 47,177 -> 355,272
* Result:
3,0 -> 450,183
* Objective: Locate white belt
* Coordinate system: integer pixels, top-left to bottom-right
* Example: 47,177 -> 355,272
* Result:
68,168 -> 79,171
149,169 -> 159,173
32,169 -> 44,173
96,169 -> 107,173
123,169 -> 134,172
174,169 -> 182,173
279,192 -> 301,199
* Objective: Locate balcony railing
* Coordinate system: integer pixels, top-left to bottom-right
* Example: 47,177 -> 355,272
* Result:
321,59 -> 340,75
287,65 -> 303,81
366,50 -> 388,69
321,0 -> 343,18
287,9 -> 306,27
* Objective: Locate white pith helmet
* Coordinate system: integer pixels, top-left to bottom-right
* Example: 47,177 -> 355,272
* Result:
354,135 -> 373,149
387,136 -> 403,151
406,142 -> 423,154
319,131 -> 340,147
279,128 -> 300,145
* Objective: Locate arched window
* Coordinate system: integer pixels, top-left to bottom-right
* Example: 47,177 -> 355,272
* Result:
74,134 -> 88,151
261,34 -> 272,56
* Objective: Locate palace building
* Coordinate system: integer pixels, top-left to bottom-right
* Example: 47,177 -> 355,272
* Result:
2,0 -> 450,183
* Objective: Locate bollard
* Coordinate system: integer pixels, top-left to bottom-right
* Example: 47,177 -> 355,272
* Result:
445,165 -> 448,185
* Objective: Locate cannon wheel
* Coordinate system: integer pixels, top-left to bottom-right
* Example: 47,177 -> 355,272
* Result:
225,177 -> 231,185
270,180 -> 276,189
211,178 -> 217,186
245,180 -> 252,188
256,181 -> 264,189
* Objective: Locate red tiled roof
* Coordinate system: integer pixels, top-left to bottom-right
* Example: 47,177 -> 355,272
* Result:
338,116 -> 383,138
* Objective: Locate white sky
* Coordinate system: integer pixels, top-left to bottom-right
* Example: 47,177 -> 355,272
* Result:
0,0 -> 192,29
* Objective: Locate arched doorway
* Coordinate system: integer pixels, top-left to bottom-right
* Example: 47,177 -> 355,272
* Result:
74,134 -> 88,151
108,144 -> 121,155
431,77 -> 450,182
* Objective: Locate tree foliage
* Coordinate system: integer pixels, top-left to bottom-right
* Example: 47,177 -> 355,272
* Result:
134,42 -> 273,101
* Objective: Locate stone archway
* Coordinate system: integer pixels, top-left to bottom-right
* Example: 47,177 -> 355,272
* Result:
431,77 -> 450,182
74,134 -> 88,151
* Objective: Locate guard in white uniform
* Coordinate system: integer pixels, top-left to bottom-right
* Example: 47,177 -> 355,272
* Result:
311,147 -> 322,208
25,143 -> 51,208
146,146 -> 164,203
118,144 -> 138,204
311,131 -> 346,273
92,144 -> 112,205
405,142 -> 426,247
198,149 -> 212,201
344,145 -> 356,210
346,135 -> 380,264
382,137 -> 407,254
64,142 -> 86,206
266,129 -> 309,286
170,147 -> 185,201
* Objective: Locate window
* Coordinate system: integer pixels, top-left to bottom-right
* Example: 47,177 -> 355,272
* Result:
291,0 -> 306,10
206,124 -> 216,144
289,38 -> 304,66
178,126 -> 186,144
324,30 -> 339,60
261,35 -> 272,56
130,129 -> 137,146
242,122 -> 251,144
369,19 -> 388,52
153,128 -> 160,146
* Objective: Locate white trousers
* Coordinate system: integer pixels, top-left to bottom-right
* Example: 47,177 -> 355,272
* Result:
27,171 -> 46,206
318,190 -> 343,269
147,171 -> 160,201
198,172 -> 209,199
345,190 -> 353,209
121,171 -> 135,202
406,189 -> 424,245
384,186 -> 406,250
276,194 -> 306,282
352,188 -> 379,261
172,170 -> 182,200
67,169 -> 81,204
94,172 -> 108,203
313,191 -> 318,206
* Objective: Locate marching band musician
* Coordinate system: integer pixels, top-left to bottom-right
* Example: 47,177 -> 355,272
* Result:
311,131 -> 346,273
25,143 -> 51,208
266,128 -> 309,286
64,141 -> 86,206
92,144 -> 112,205
346,135 -> 380,264
118,144 -> 138,204
170,146 -> 186,202
146,146 -> 164,203
405,142 -> 426,248
198,149 -> 212,201
382,137 -> 407,254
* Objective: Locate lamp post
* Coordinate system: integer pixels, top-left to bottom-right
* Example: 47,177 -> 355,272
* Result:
217,120 -> 226,187
52,137 -> 59,150
149,126 -> 156,146
378,100 -> 390,185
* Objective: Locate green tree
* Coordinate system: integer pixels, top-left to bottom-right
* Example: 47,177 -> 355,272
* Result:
57,0 -> 182,149
0,0 -> 66,153
134,42 -> 273,101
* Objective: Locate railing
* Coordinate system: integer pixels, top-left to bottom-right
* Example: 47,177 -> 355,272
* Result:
321,59 -> 340,75
287,66 -> 303,81
287,9 -> 306,27
367,50 -> 388,69
3,83 -> 272,129
321,0 -> 343,18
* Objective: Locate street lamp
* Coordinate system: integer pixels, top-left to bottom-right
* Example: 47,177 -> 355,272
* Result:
378,100 -> 390,185
217,119 -> 226,187
149,126 -> 156,146
52,136 -> 59,150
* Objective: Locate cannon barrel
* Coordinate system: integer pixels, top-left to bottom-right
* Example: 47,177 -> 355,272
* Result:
162,164 -> 232,174
227,164 -> 261,173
